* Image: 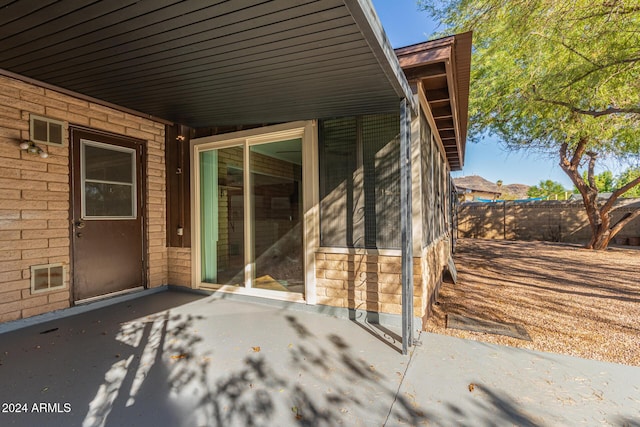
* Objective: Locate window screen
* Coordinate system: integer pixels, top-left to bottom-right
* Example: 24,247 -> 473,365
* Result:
420,111 -> 433,246
319,114 -> 400,249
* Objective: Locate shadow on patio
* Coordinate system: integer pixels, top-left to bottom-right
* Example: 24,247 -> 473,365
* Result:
1,288 -> 637,426
0,290 -> 428,426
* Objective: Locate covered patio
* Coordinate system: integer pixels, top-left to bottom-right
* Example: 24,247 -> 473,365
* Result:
0,288 -> 638,426
0,0 -> 472,354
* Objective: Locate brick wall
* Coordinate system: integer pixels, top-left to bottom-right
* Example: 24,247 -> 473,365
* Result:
458,200 -> 640,243
418,237 -> 450,323
0,74 -> 168,322
168,247 -> 191,286
315,251 -> 425,317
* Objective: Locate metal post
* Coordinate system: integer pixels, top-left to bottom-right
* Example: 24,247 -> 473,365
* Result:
400,98 -> 414,355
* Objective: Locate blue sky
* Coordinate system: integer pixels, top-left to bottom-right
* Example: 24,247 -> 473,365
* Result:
371,0 -> 577,189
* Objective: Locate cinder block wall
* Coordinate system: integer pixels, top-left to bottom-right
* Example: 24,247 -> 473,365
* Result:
418,237 -> 450,322
168,247 -> 191,286
315,251 -> 424,317
458,200 -> 640,243
0,75 -> 168,322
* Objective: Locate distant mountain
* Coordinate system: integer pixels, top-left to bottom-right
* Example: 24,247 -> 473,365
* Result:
502,183 -> 530,199
454,175 -> 501,194
454,175 -> 531,200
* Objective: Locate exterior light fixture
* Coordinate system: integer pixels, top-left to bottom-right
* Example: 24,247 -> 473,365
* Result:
20,140 -> 49,158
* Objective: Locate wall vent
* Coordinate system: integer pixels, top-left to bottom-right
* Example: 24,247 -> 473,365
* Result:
31,263 -> 66,294
30,114 -> 65,146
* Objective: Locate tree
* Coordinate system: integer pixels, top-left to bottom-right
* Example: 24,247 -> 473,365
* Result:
419,0 -> 640,249
527,180 -> 567,199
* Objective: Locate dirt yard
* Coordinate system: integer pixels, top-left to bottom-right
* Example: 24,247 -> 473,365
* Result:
425,238 -> 640,366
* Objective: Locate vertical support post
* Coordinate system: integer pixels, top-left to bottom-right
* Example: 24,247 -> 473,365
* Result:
503,201 -> 506,240
400,98 -> 414,355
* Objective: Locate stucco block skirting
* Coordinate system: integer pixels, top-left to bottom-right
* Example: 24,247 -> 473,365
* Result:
0,75 -> 168,322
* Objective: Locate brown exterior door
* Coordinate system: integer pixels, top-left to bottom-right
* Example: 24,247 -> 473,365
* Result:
70,127 -> 145,301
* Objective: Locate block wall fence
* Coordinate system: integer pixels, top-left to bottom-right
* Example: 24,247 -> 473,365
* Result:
457,200 -> 640,243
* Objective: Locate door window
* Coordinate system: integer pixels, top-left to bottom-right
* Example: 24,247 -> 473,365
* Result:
81,140 -> 136,218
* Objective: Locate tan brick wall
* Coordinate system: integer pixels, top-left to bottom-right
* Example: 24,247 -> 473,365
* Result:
418,237 -> 450,322
168,247 -> 192,287
458,200 -> 640,243
315,251 -> 425,317
0,74 -> 168,322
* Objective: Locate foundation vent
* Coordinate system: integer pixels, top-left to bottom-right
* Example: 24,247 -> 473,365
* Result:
31,263 -> 66,293
30,114 -> 65,146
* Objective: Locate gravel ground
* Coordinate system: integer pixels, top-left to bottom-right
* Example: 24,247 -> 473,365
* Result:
425,238 -> 640,366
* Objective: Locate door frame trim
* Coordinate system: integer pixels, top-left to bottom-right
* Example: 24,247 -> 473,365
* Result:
190,120 -> 318,304
69,125 -> 148,303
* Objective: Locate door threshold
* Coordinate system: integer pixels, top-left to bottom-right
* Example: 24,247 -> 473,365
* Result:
75,286 -> 145,305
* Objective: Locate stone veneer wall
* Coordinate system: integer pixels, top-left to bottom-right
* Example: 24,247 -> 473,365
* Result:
0,74 -> 167,322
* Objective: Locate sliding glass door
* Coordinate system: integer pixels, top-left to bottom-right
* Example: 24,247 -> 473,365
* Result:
200,146 -> 245,286
250,139 -> 303,294
199,138 -> 303,295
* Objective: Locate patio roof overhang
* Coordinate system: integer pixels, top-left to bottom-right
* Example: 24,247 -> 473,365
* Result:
0,0 -> 416,128
395,32 -> 472,171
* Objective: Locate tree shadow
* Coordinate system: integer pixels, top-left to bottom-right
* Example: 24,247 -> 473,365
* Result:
77,300 -> 432,426
439,383 -> 543,427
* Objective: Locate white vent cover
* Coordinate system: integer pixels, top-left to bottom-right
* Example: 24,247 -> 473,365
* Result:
31,263 -> 66,293
29,114 -> 65,146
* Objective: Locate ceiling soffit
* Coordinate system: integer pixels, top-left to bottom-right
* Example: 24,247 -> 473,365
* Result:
0,0 -> 415,128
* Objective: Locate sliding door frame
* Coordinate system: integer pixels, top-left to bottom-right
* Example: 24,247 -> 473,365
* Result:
191,121 -> 318,304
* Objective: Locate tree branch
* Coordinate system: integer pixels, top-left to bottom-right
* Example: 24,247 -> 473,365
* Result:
534,97 -> 640,117
563,56 -> 640,88
601,174 -> 640,215
571,137 -> 588,169
609,209 -> 640,238
586,151 -> 598,190
569,5 -> 640,21
530,32 -> 599,66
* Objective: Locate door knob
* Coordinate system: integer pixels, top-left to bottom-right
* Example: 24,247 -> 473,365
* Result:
76,232 -> 83,238
75,221 -> 85,229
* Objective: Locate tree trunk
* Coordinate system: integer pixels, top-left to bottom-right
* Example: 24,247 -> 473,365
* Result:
558,140 -> 640,250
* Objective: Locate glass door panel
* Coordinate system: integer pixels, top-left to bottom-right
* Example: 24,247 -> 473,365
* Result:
249,139 -> 304,294
82,142 -> 136,218
200,146 -> 245,286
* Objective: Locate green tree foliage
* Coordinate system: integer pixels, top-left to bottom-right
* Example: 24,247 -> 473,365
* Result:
573,171 -> 615,193
419,0 -> 640,249
617,167 -> 640,198
590,171 -> 616,193
527,180 -> 567,199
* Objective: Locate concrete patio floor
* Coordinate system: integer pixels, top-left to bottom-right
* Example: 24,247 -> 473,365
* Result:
0,288 -> 638,426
